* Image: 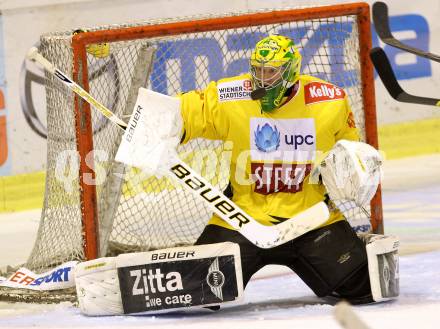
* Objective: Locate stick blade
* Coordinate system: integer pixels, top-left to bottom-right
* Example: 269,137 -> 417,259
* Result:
371,47 -> 440,106
26,47 -> 39,61
372,2 -> 393,41
276,201 -> 330,244
334,301 -> 371,329
370,47 -> 403,100
373,1 -> 440,62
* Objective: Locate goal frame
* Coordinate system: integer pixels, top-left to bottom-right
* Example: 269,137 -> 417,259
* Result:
70,2 -> 382,262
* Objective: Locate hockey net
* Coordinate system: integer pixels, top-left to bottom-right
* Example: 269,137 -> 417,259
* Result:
1,3 -> 381,300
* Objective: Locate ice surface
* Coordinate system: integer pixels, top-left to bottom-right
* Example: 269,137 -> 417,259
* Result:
0,250 -> 439,328
0,154 -> 439,328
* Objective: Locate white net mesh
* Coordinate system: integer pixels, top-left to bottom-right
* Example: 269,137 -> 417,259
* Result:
24,9 -> 376,273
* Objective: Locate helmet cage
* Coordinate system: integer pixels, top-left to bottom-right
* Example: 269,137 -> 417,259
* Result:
250,60 -> 292,90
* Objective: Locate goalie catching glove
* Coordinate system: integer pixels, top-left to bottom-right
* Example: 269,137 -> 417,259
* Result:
312,140 -> 383,206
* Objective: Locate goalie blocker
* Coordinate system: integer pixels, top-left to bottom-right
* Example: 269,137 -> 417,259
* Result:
75,242 -> 243,316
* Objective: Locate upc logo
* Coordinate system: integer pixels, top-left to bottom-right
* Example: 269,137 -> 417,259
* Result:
254,123 -> 280,153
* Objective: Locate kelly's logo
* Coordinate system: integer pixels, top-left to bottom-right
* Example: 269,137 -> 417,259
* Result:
304,81 -> 345,105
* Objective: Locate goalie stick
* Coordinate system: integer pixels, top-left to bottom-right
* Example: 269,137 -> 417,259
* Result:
26,46 -> 330,249
334,301 -> 371,329
370,47 -> 440,107
372,1 -> 440,63
26,47 -> 128,129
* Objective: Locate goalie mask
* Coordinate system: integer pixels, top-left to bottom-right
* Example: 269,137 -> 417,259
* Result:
250,35 -> 302,112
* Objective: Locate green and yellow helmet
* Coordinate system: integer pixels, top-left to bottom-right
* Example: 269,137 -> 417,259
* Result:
250,35 -> 302,112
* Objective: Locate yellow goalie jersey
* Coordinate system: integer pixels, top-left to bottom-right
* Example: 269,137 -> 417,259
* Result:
179,73 -> 359,230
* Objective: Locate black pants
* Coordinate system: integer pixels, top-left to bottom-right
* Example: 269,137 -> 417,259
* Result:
196,220 -> 372,304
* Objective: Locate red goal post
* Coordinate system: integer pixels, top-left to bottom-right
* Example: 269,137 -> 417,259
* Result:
29,2 -> 382,272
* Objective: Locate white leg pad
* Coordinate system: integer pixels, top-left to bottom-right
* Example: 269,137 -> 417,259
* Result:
365,234 -> 399,302
75,242 -> 243,316
75,257 -> 122,315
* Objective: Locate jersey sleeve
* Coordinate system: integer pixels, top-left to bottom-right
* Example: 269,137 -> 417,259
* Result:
335,97 -> 360,142
179,81 -> 229,143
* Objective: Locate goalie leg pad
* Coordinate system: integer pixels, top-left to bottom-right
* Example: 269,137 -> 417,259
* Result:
75,242 -> 243,316
364,234 -> 399,302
